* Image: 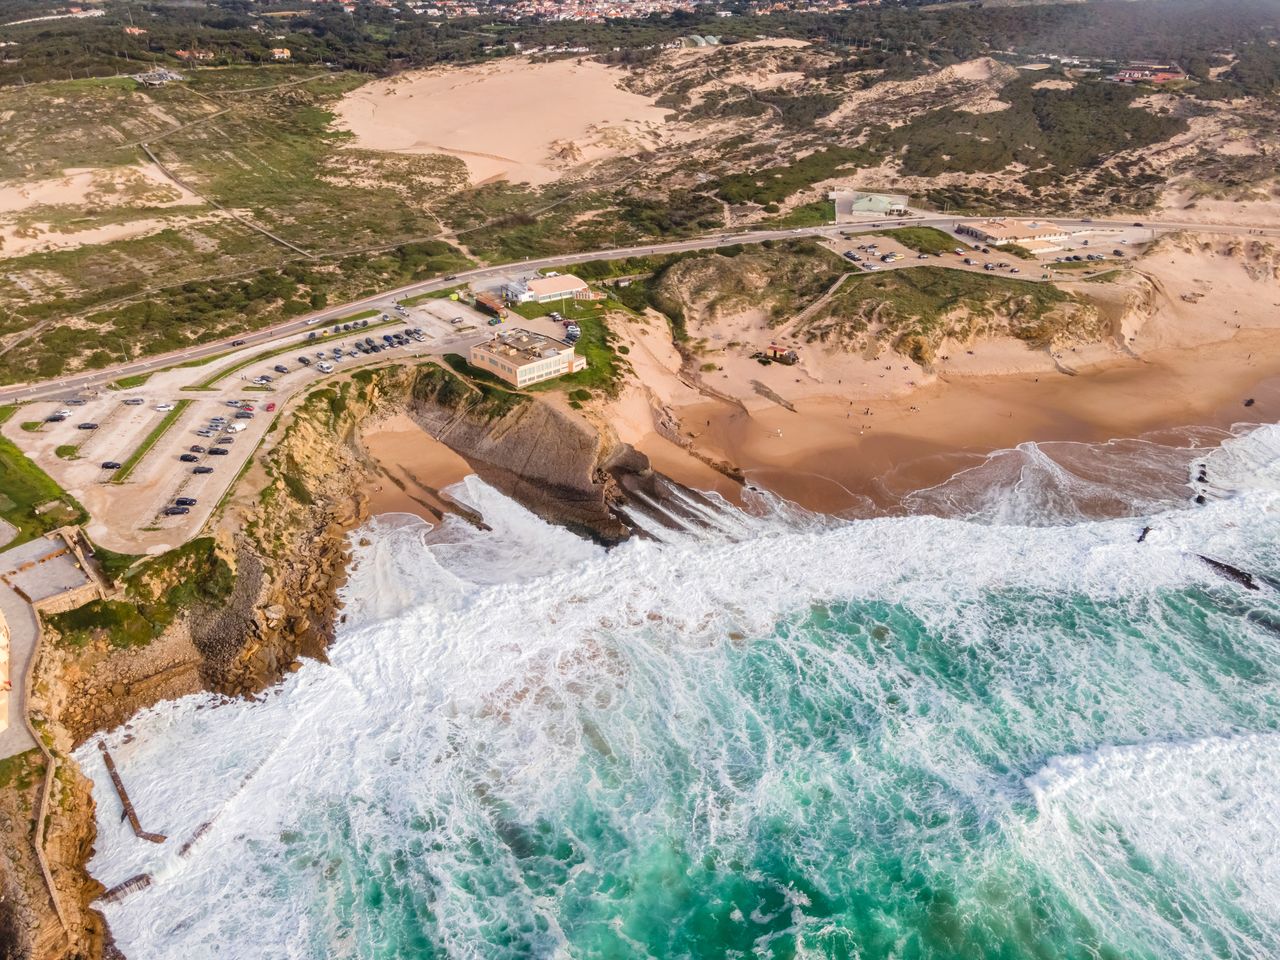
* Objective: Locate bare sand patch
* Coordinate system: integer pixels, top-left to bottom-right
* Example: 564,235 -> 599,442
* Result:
334,59 -> 672,186
0,163 -> 199,216
0,211 -> 225,258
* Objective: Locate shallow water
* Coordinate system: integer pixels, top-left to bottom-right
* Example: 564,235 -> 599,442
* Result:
78,426 -> 1280,959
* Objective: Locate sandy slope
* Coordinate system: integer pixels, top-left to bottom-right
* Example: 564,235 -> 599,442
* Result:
0,163 -> 199,215
333,59 -> 672,186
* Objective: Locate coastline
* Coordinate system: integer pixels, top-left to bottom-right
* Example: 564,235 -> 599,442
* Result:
637,330 -> 1280,515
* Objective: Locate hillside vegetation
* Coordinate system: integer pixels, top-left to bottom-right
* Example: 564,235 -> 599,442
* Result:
801,268 -> 1102,364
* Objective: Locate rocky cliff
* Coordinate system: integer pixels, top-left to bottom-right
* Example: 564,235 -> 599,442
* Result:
5,360 -> 667,959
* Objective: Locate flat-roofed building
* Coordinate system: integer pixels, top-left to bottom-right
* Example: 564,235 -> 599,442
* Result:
957,218 -> 1070,251
470,328 -> 587,388
506,273 -> 590,304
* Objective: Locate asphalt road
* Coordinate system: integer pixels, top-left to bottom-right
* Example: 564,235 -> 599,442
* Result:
2,214 -> 1271,406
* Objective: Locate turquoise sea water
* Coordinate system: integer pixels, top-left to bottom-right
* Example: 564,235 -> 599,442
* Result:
80,428 -> 1280,959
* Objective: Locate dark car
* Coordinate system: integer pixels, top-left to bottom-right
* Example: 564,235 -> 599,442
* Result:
190,445 -> 206,453
273,364 -> 289,374
232,339 -> 246,346
45,414 -> 66,423
101,461 -> 121,470
364,337 -> 375,346
163,506 -> 190,516
175,497 -> 197,506
1113,249 -> 1126,257
235,411 -> 253,419
193,466 -> 214,474
216,437 -> 234,445
77,422 -> 98,430
208,446 -> 229,456
298,356 -> 311,365
343,323 -> 352,331
66,398 -> 87,406
1132,222 -> 1144,227
180,453 -> 199,463
123,397 -> 144,406
360,319 -> 370,327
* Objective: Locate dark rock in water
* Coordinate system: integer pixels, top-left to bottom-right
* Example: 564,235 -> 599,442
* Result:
1197,554 -> 1260,591
1194,494 -> 1207,505
1137,526 -> 1152,543
1244,398 -> 1256,407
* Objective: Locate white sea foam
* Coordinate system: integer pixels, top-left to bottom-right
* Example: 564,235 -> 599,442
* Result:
1021,733 -> 1280,957
74,424 -> 1280,959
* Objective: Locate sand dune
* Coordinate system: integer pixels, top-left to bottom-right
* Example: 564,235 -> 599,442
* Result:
333,59 -> 672,185
0,163 -> 199,215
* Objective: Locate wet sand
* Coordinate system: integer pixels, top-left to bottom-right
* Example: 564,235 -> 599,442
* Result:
652,329 -> 1280,515
360,414 -> 471,521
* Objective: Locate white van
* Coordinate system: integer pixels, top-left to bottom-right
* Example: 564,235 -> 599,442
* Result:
317,361 -> 334,374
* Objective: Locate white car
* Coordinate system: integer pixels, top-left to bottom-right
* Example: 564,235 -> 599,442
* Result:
305,317 -> 322,325
316,362 -> 334,374
155,402 -> 175,412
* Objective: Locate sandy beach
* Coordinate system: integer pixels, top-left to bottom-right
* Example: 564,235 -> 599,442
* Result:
360,413 -> 472,520
604,232 -> 1280,514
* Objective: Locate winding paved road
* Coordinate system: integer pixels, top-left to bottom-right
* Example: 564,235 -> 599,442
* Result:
1,215 -> 1272,406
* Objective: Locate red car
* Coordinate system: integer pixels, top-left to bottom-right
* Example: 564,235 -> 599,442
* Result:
265,402 -> 277,412
240,404 -> 254,412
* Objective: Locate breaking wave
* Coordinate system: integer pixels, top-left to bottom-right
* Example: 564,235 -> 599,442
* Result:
76,424 -> 1280,959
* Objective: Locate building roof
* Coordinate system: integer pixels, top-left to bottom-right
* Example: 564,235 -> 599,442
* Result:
473,328 -> 573,366
523,274 -> 589,298
960,218 -> 1067,241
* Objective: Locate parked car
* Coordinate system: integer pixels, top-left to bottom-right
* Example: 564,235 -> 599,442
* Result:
265,402 -> 277,412
124,398 -> 145,406
298,356 -> 311,365
190,445 -> 206,453
215,437 -> 234,446
317,362 -> 334,373
155,402 -> 175,411
240,404 -> 254,412
175,497 -> 198,506
164,506 -> 191,516
235,411 -> 254,419
193,466 -> 214,474
208,447 -> 229,456
180,453 -> 199,462
77,422 -> 98,430
67,398 -> 88,406
273,365 -> 289,375
196,430 -> 214,438
45,414 -> 67,423
101,461 -> 121,470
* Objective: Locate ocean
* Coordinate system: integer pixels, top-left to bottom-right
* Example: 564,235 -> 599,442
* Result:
77,424 -> 1280,959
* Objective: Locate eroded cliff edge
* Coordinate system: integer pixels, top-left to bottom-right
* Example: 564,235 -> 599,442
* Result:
5,361 -> 661,960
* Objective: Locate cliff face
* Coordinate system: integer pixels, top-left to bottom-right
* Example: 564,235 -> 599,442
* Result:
8,361 -> 660,960
407,364 -> 649,545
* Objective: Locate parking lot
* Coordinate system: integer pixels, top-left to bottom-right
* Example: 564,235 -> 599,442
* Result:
1,305 -> 488,555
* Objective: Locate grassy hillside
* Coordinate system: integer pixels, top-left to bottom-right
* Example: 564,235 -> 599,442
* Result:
802,267 -> 1100,363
